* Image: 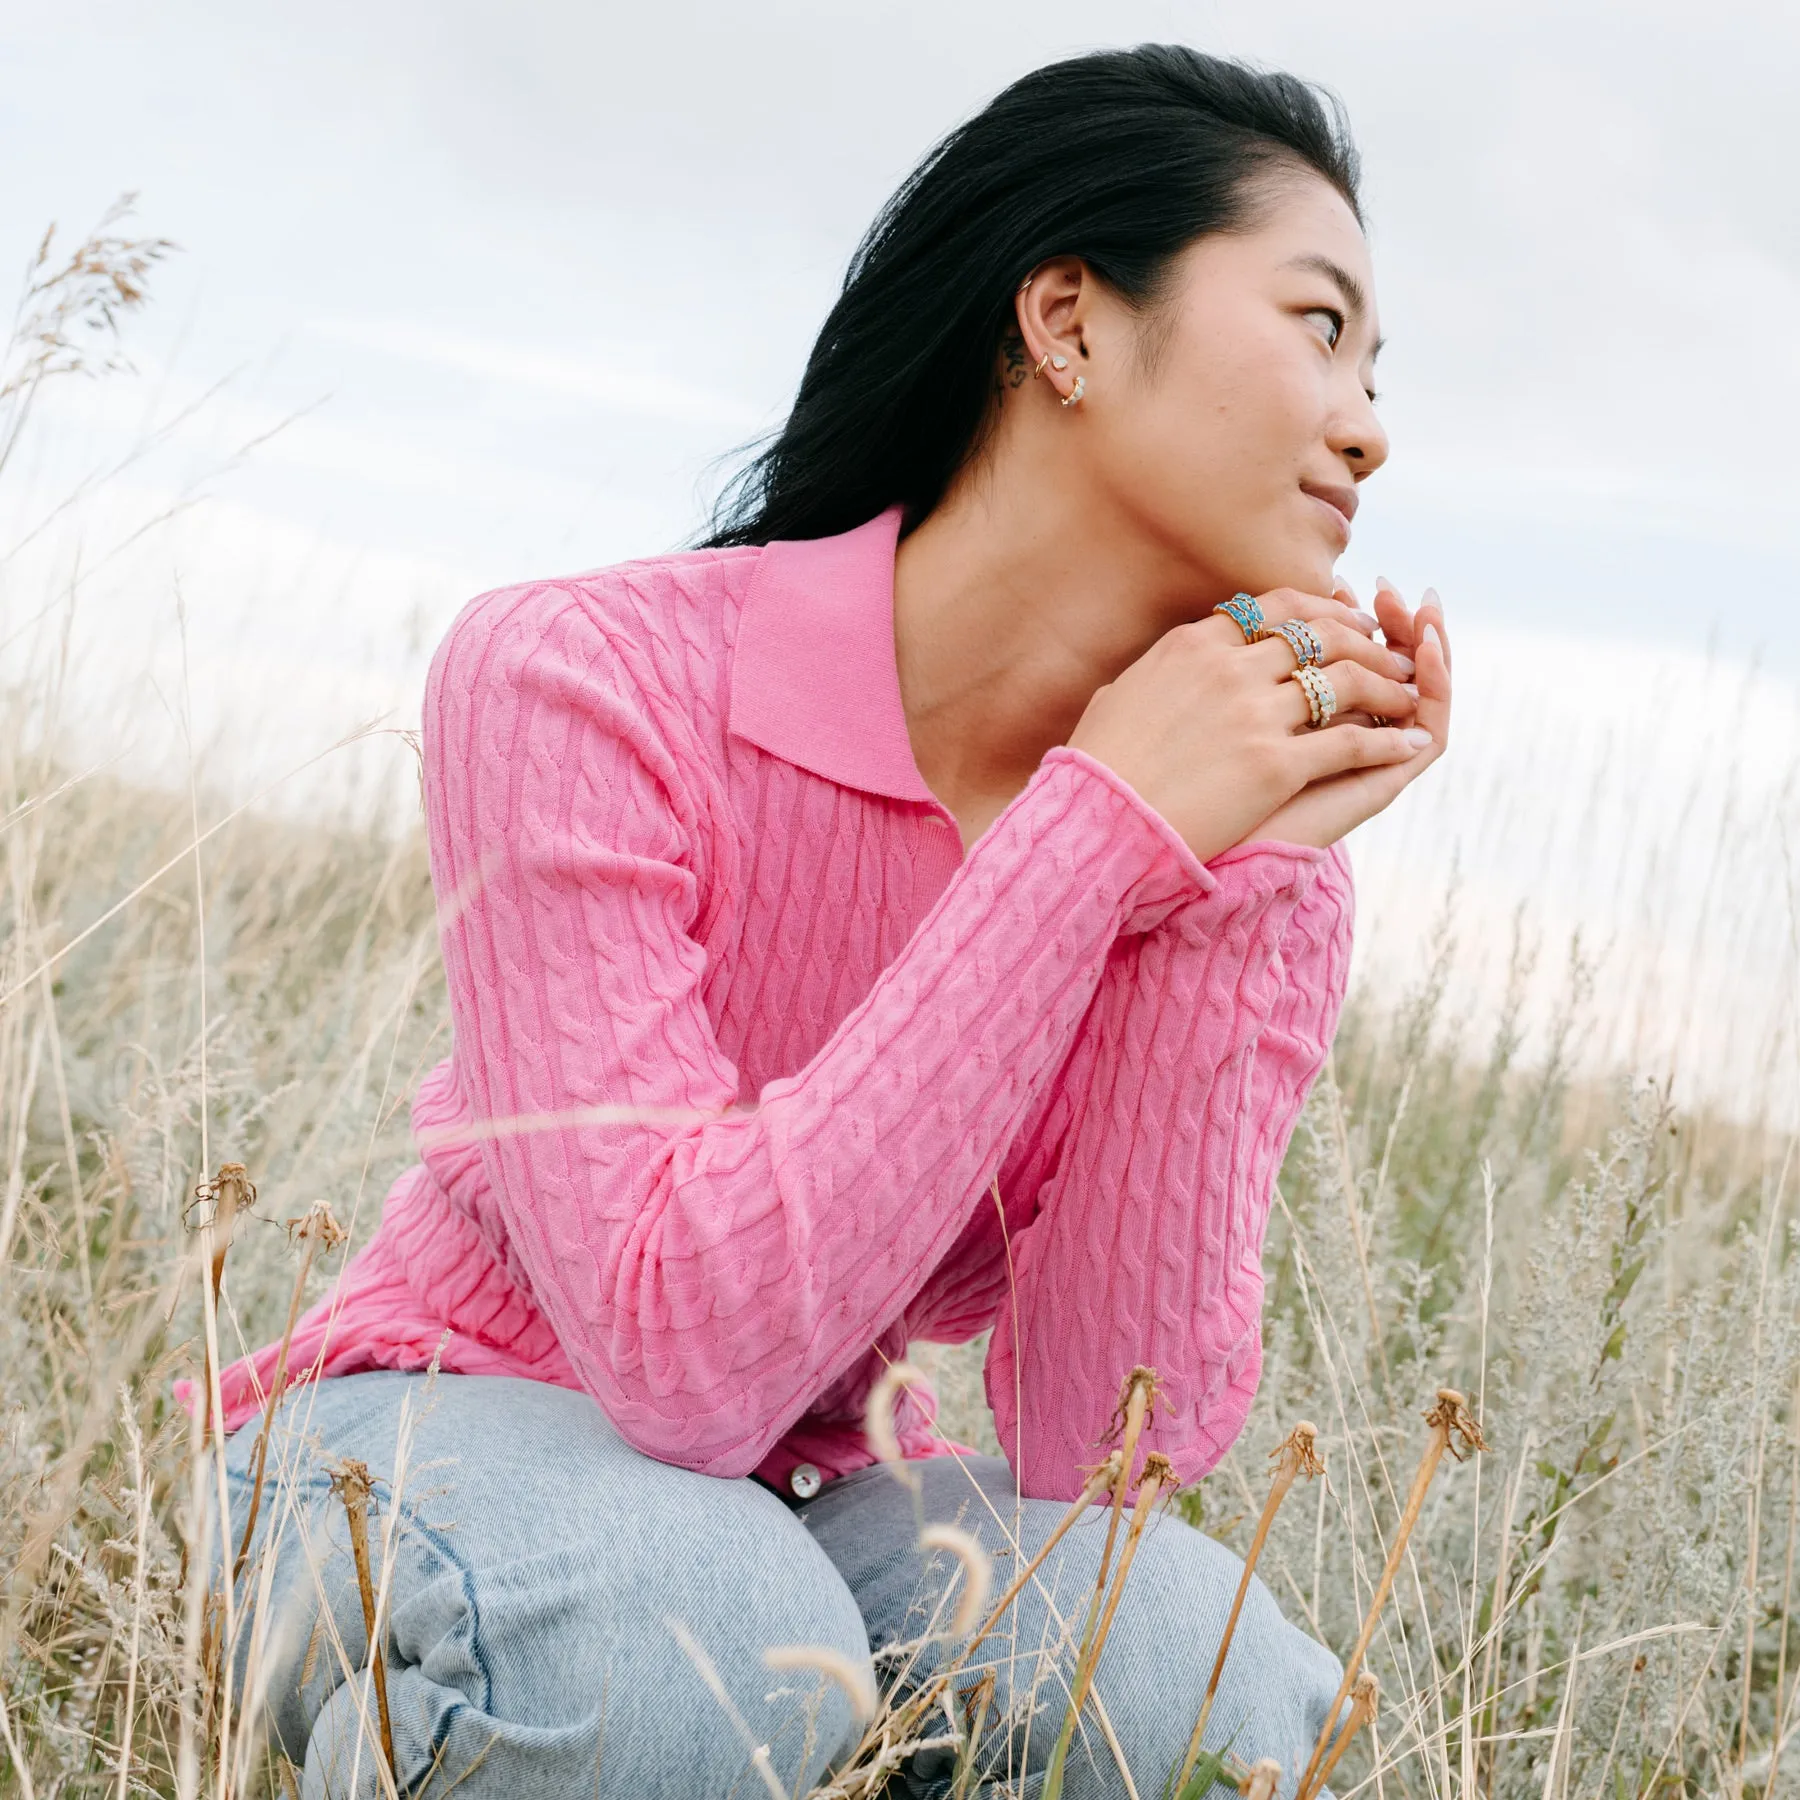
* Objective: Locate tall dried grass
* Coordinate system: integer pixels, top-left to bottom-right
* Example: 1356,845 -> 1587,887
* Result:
1,207 -> 1798,1799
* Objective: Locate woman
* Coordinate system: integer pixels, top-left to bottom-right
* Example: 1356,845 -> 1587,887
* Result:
217,43 -> 1449,1800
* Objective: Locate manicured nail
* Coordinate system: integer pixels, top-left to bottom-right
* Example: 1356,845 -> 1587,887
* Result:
1402,727 -> 1433,749
1390,652 -> 1415,677
1401,682 -> 1420,699
1423,586 -> 1443,616
1423,622 -> 1443,653
1351,610 -> 1379,631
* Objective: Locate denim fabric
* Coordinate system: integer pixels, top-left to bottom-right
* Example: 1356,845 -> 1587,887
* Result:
222,1373 -> 1340,1798
800,1455 -> 1343,1799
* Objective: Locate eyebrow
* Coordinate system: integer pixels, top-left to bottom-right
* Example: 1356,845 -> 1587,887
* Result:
1285,253 -> 1386,358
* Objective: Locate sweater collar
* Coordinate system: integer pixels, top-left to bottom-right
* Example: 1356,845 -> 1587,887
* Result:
727,506 -> 941,806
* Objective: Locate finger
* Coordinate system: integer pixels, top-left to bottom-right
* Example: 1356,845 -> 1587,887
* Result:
1417,587 -> 1451,677
1292,721 -> 1434,782
1408,618 -> 1452,750
1372,577 -> 1417,654
1252,615 -> 1415,682
1227,586 -> 1380,639
1279,659 -> 1420,732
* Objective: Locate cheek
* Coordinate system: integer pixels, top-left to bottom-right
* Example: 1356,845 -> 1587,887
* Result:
1101,344 -> 1310,521
1088,339 -> 1337,591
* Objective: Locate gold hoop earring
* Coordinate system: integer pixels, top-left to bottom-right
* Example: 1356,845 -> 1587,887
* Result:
1031,352 -> 1069,380
1061,375 -> 1086,408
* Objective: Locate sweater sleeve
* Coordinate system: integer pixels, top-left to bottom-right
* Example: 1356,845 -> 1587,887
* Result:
424,587 -> 1216,1479
982,837 -> 1354,1500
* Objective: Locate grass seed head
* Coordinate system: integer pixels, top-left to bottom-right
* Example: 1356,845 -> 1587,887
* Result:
763,1644 -> 879,1726
918,1524 -> 992,1638
865,1360 -> 925,1485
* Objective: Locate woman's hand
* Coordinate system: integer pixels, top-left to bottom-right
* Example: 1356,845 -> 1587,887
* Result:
1242,580 -> 1450,851
1066,586 -> 1431,868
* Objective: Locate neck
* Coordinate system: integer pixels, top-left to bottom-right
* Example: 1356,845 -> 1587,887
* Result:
892,443 -> 1217,821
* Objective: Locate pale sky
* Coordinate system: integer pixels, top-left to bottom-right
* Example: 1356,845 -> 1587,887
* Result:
3,1 -> 1797,1115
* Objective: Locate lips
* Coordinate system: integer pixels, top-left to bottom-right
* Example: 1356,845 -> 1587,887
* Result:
1300,480 -> 1359,526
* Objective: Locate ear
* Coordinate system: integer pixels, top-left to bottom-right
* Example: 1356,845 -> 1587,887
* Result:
1014,258 -> 1090,405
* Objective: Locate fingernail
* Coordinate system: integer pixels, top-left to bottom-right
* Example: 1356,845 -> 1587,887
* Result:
1390,653 -> 1415,676
1423,586 -> 1443,615
1423,622 -> 1443,652
1402,727 -> 1433,749
1351,610 -> 1379,631
1401,682 -> 1420,698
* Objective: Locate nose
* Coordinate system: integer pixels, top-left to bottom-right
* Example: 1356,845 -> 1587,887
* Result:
1332,386 -> 1390,479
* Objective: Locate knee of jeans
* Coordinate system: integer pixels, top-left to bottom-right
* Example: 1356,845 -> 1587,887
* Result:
298,1676 -> 391,1800
1080,1516 -> 1341,1786
638,1482 -> 875,1741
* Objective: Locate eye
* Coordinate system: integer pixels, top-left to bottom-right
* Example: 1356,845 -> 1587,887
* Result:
1304,306 -> 1344,350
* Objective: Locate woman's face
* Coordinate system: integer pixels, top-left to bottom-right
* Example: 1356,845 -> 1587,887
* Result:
1072,174 -> 1387,603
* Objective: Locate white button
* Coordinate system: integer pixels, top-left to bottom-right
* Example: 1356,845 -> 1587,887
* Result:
789,1463 -> 822,1500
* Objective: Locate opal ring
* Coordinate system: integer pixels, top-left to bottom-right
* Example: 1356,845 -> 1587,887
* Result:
1218,592 -> 1268,643
1290,664 -> 1338,728
1273,619 -> 1325,670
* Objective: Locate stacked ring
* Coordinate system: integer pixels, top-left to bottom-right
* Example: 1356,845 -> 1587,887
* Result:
1274,619 -> 1325,670
1290,664 -> 1337,728
1218,591 -> 1268,643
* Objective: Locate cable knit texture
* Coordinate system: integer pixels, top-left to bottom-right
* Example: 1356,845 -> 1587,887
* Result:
215,507 -> 1354,1501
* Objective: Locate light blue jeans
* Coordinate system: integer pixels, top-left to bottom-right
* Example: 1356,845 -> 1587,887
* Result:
221,1373 -> 1342,1798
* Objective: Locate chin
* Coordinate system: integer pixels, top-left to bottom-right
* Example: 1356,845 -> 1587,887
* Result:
1247,551 -> 1336,599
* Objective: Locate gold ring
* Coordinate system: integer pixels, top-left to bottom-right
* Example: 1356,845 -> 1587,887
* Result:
1274,619 -> 1325,670
1218,592 -> 1268,643
1290,664 -> 1337,728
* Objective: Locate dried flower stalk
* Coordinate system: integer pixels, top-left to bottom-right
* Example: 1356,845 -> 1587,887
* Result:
831,1449 -> 1124,1789
1177,1422 -> 1324,1797
327,1459 -> 396,1788
952,1448 -> 1123,1675
185,1161 -> 256,1787
231,1202 -> 346,1586
1295,1389 -> 1484,1800
1041,1370 -> 1159,1800
1239,1757 -> 1282,1800
952,1670 -> 995,1800
1305,1670 -> 1379,1800
190,1162 -> 256,1324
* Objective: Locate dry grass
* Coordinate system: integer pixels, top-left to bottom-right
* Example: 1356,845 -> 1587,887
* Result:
2,206 -> 1799,1799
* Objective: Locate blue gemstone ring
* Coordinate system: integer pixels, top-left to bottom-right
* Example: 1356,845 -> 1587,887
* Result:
1274,619 -> 1325,670
1218,592 -> 1268,643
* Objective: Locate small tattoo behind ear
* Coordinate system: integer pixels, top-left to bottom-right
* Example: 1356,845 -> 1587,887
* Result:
1000,333 -> 1030,389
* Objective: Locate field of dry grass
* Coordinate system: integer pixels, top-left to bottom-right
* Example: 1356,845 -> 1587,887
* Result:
3,208 -> 1800,1800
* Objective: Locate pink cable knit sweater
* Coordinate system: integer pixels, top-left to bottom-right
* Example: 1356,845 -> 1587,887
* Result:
214,507 -> 1352,1501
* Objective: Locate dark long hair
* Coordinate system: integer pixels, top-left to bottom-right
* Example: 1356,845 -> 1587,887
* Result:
704,44 -> 1361,548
